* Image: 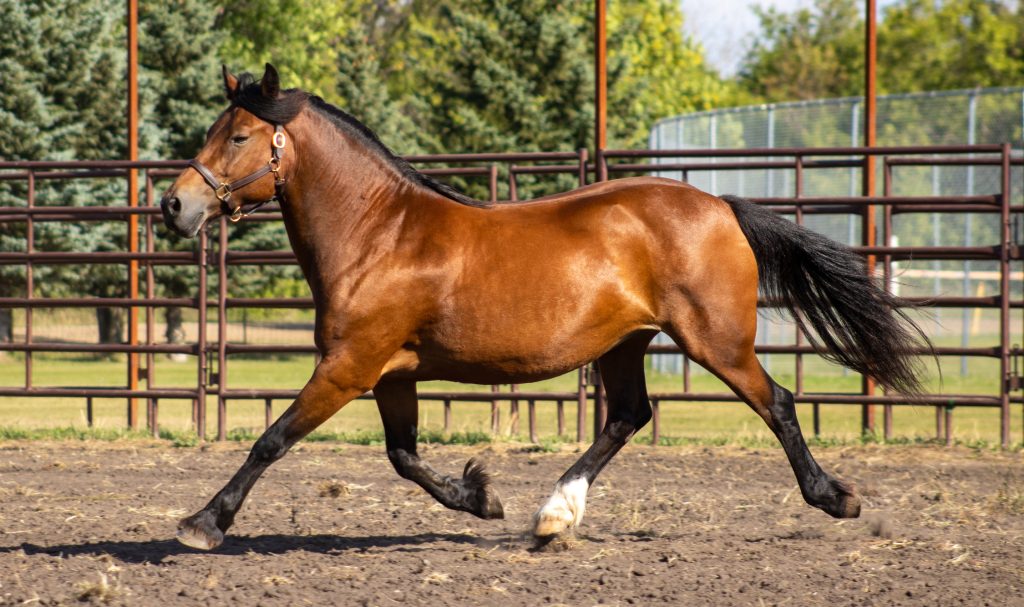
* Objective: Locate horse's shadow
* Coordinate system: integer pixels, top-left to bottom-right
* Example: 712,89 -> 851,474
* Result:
6,532 -> 512,565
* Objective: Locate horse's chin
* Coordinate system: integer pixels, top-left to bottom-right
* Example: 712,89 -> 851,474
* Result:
165,212 -> 211,239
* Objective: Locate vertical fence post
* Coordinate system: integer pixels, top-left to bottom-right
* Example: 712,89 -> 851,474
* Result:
126,0 -> 140,431
576,368 -> 586,442
882,158 -> 894,441
556,399 -> 565,437
510,384 -> 520,436
217,217 -> 228,441
264,398 -> 272,430
196,230 -> 208,441
794,157 -> 804,398
25,172 -> 34,393
1000,142 -> 1012,448
443,399 -> 451,433
651,399 -> 660,446
528,399 -> 537,444
144,172 -> 157,437
490,385 -> 500,435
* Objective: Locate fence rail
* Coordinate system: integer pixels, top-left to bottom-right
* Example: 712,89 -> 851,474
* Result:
0,145 -> 1021,445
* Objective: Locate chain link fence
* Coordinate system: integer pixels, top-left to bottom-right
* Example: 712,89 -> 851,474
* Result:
648,88 -> 1024,376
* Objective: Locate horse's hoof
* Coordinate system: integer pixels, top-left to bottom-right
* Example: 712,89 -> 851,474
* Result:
477,484 -> 505,520
532,509 -> 574,539
462,459 -> 505,520
176,512 -> 225,551
817,478 -> 861,519
532,478 -> 588,538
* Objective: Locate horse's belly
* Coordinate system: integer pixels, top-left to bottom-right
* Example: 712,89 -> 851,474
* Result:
381,321 -> 648,384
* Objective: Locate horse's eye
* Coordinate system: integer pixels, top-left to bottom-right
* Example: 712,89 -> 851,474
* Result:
231,135 -> 249,145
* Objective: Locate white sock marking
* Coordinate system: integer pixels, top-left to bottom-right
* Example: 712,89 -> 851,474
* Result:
533,477 -> 589,535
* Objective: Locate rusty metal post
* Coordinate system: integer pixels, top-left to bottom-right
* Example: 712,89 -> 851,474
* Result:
556,399 -> 565,436
443,399 -> 451,433
595,0 -> 607,157
945,406 -> 954,446
126,0 -> 140,429
528,399 -> 537,444
217,217 -> 228,441
264,398 -> 272,430
86,397 -> 94,427
576,367 -> 586,442
510,384 -> 520,436
861,0 -> 878,435
489,164 -> 498,202
813,402 -> 821,437
490,384 -> 500,435
25,172 -> 34,391
1000,142 -> 1012,448
651,399 -> 660,446
508,166 -> 518,201
882,158 -> 894,440
144,173 -> 157,437
794,157 -> 804,397
196,231 -> 208,440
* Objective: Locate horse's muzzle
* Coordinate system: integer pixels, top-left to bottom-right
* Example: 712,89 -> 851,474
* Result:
160,193 -> 193,237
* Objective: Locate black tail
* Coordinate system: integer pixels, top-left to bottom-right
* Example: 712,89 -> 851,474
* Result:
723,195 -> 931,395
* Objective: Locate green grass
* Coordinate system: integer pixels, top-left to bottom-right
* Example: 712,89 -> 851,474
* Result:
0,347 -> 1020,447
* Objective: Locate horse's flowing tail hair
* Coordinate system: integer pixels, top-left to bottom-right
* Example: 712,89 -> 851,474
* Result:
723,195 -> 931,395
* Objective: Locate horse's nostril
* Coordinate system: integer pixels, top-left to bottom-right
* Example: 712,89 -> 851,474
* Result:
170,197 -> 182,214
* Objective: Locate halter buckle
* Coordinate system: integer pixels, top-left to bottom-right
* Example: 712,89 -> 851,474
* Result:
272,131 -> 286,149
215,184 -> 232,203
269,157 -> 284,184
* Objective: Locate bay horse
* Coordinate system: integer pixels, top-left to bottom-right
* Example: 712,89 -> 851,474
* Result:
161,64 -> 927,551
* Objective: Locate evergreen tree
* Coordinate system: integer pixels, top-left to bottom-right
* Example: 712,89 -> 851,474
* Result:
139,0 -> 223,345
0,0 -> 127,343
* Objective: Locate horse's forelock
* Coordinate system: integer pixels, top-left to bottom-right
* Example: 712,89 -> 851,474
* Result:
231,72 -> 308,125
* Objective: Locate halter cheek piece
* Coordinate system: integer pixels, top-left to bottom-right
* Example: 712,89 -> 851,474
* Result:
187,124 -> 287,223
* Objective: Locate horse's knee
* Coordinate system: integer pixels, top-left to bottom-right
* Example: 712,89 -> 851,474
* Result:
250,430 -> 288,464
606,399 -> 652,440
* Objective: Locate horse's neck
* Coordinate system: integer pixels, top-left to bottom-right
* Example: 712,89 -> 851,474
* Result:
278,114 -> 414,297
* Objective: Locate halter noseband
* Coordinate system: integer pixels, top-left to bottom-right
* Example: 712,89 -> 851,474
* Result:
187,124 -> 287,222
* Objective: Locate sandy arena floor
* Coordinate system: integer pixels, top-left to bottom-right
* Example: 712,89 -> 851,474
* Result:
0,441 -> 1021,606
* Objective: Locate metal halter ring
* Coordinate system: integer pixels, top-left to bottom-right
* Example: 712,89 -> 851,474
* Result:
215,184 -> 232,202
272,131 -> 287,149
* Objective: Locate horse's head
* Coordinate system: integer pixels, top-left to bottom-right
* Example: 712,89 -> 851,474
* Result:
160,64 -> 293,237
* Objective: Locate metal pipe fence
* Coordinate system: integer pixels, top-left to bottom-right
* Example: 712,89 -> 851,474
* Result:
0,145 -> 1020,446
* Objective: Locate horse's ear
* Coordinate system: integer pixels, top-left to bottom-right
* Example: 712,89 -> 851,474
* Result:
222,65 -> 239,100
261,63 -> 280,98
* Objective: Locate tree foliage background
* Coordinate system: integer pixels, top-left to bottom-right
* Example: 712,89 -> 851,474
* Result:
1,0 -> 1023,344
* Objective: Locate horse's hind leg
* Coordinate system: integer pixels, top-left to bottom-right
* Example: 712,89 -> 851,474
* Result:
373,379 -> 504,519
532,331 -> 655,540
665,307 -> 861,519
176,357 -> 370,551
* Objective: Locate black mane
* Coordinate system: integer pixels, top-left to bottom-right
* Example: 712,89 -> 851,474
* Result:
232,73 -> 488,209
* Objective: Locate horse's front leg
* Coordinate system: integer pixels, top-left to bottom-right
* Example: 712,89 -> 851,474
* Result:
373,379 -> 504,519
176,356 -> 374,551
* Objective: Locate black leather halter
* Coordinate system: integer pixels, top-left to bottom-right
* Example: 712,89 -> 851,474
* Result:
187,124 -> 287,222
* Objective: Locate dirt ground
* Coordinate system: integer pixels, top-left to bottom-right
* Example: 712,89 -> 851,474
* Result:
0,441 -> 1021,606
